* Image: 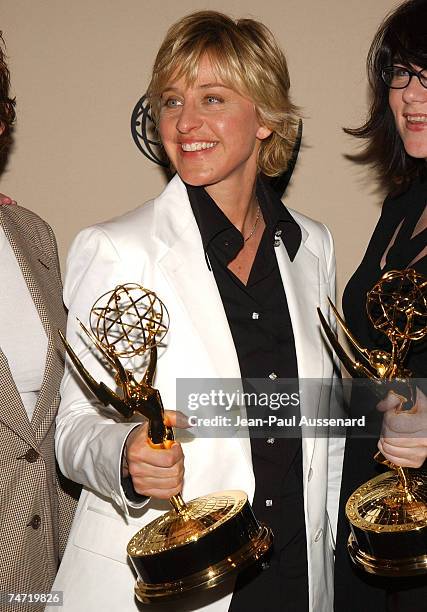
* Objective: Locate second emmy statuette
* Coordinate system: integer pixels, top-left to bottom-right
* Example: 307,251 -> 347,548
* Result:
318,268 -> 427,576
60,283 -> 272,603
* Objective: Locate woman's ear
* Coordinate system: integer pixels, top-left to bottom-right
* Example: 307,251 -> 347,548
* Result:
256,125 -> 272,140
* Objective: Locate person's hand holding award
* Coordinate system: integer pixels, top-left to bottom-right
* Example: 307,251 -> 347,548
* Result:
318,268 -> 427,577
60,283 -> 272,603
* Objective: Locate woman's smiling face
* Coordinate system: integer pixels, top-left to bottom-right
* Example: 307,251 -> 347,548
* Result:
389,65 -> 427,161
158,55 -> 271,192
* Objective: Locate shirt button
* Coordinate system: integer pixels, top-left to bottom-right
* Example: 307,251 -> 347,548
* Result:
314,528 -> 323,542
269,372 -> 278,380
275,229 -> 282,237
252,312 -> 259,320
27,515 -> 41,530
265,499 -> 273,507
267,437 -> 275,445
24,448 -> 39,463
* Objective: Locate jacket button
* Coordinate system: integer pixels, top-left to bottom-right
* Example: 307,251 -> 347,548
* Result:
24,448 -> 39,463
27,515 -> 41,530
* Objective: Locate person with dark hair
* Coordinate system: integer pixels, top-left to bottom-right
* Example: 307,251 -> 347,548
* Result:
334,1 -> 427,610
53,11 -> 342,612
0,32 -> 79,611
0,33 -> 15,154
0,32 -> 16,205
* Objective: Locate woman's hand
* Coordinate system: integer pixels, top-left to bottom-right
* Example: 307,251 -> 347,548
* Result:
123,410 -> 187,499
0,192 -> 16,205
377,388 -> 427,468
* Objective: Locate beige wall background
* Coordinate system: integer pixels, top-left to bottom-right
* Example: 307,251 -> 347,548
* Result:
1,0 -> 398,299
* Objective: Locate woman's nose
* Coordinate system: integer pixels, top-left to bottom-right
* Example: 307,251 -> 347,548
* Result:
402,75 -> 427,103
176,102 -> 203,133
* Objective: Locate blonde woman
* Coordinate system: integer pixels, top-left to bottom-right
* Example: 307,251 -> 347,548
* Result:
54,12 -> 342,612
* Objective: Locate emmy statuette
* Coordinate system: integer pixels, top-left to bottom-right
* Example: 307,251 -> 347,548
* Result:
318,269 -> 427,576
60,284 -> 272,602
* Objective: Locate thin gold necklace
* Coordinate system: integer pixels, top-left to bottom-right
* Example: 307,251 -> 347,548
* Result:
243,204 -> 261,243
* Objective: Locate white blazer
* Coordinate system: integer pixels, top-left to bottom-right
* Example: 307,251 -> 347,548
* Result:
53,175 -> 343,612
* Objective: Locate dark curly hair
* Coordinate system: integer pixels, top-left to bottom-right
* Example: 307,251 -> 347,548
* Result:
0,32 -> 16,155
345,0 -> 427,189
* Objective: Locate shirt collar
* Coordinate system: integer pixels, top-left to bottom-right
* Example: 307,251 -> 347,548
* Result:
186,174 -> 302,261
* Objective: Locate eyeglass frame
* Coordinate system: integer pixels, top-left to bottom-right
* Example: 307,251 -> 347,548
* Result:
381,65 -> 427,90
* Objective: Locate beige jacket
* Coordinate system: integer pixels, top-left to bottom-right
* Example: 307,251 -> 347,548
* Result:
0,206 -> 79,611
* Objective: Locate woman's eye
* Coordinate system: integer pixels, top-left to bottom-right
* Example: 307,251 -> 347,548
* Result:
205,95 -> 223,104
394,67 -> 409,77
163,97 -> 183,108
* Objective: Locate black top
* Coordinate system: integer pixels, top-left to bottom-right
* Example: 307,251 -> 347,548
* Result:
186,177 -> 308,612
343,176 -> 427,380
187,177 -> 301,381
335,175 -> 427,612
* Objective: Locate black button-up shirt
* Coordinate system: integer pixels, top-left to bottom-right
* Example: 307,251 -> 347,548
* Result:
187,176 -> 308,611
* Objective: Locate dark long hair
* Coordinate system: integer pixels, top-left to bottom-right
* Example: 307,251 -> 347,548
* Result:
0,32 -> 15,155
345,0 -> 427,189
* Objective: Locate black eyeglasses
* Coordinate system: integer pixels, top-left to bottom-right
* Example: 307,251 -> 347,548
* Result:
381,65 -> 427,89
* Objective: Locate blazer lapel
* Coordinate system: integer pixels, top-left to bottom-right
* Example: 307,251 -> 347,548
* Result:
275,231 -> 323,468
154,177 -> 253,468
0,209 -> 64,443
154,177 -> 240,380
0,344 -> 37,447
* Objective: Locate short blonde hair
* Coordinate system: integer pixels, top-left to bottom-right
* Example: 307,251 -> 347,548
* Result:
147,11 -> 300,177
